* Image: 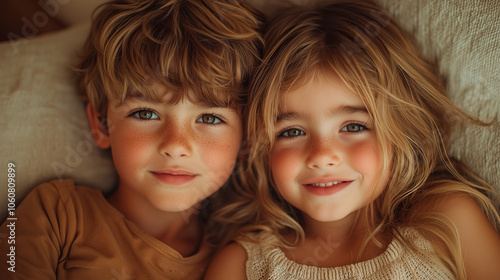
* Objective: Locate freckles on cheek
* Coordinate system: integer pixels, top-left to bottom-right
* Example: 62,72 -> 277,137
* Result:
200,143 -> 238,192
111,131 -> 152,163
201,139 -> 239,183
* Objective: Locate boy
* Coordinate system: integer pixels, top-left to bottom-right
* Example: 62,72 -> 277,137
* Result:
0,0 -> 262,279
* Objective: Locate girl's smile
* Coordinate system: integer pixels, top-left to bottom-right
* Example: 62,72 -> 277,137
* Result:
302,180 -> 353,196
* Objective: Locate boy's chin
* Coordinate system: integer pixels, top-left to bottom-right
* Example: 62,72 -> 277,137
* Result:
154,195 -> 211,215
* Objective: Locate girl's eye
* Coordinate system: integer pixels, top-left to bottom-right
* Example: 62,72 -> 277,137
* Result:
196,114 -> 223,124
131,109 -> 159,120
341,123 -> 366,132
279,128 -> 305,138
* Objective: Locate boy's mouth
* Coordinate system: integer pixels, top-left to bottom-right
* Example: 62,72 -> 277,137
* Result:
151,169 -> 197,185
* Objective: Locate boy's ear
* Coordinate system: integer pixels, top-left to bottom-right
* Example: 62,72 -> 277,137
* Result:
86,103 -> 111,149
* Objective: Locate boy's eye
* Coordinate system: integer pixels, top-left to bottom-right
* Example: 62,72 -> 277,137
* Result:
341,123 -> 366,132
196,114 -> 223,124
132,110 -> 159,120
279,128 -> 305,138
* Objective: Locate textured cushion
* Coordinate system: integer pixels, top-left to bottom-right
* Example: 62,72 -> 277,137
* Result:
375,0 -> 500,195
0,23 -> 117,219
0,0 -> 498,219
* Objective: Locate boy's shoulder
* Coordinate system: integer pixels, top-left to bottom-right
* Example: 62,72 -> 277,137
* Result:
29,179 -> 104,204
20,179 -> 110,221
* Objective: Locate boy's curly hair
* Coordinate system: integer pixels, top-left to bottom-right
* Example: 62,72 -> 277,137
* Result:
76,0 -> 263,117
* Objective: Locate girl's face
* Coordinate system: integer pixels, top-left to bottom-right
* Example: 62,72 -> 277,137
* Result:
269,72 -> 390,223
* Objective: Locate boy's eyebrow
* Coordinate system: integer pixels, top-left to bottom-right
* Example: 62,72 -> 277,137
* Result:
123,92 -> 162,103
124,92 -> 147,100
122,93 -> 236,110
276,105 -> 368,122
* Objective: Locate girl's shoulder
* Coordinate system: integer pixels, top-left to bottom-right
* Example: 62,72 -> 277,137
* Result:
413,184 -> 493,220
204,242 -> 247,280
204,232 -> 279,280
414,187 -> 500,278
413,186 -> 497,238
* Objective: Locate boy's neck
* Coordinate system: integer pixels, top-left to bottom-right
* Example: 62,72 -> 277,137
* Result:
107,185 -> 204,257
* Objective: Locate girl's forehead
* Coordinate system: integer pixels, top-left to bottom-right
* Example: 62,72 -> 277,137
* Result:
281,71 -> 353,100
279,74 -> 365,114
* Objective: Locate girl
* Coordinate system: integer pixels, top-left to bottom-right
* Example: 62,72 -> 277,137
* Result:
205,1 -> 500,279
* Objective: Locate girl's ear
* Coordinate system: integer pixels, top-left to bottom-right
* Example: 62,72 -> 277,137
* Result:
86,103 -> 111,149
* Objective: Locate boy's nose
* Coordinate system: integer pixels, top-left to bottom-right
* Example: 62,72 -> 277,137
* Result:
305,137 -> 341,169
159,124 -> 192,158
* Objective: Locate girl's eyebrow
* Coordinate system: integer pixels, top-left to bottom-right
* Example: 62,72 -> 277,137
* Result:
276,105 -> 368,122
276,112 -> 301,122
332,105 -> 368,115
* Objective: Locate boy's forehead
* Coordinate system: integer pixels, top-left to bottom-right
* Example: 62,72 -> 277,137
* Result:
125,89 -> 164,103
122,85 -> 214,106
114,80 -> 237,108
126,82 -> 168,99
125,88 -> 192,103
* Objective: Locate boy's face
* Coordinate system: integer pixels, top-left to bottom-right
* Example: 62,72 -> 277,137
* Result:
94,83 -> 242,213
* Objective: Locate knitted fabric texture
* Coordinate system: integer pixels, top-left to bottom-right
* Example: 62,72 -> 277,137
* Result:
238,228 -> 453,279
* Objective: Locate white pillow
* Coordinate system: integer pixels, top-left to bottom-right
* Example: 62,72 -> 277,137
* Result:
375,0 -> 500,193
0,0 -> 498,220
0,23 -> 117,220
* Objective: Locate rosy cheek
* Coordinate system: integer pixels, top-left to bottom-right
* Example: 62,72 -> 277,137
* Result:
347,139 -> 381,174
110,129 -> 151,171
200,134 -> 241,188
347,138 -> 389,199
204,143 -> 234,172
270,148 -> 296,187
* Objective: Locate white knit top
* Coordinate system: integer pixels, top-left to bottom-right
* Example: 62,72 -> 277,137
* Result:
238,228 -> 454,279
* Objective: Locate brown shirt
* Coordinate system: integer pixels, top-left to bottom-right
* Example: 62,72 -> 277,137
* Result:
0,179 -> 212,279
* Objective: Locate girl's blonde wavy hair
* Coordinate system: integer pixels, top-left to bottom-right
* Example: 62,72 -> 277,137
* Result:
211,0 -> 500,278
75,0 -> 263,117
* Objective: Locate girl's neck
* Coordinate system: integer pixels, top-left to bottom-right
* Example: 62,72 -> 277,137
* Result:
107,186 -> 203,257
284,212 -> 390,267
303,212 -> 361,242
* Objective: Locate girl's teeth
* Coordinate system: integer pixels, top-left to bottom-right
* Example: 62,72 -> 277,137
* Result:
311,181 -> 342,187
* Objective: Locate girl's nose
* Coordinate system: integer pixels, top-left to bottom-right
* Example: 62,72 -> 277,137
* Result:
305,137 -> 342,169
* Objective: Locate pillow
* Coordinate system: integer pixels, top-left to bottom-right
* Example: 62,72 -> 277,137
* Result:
0,0 -> 498,220
374,0 -> 500,194
0,22 -> 117,220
